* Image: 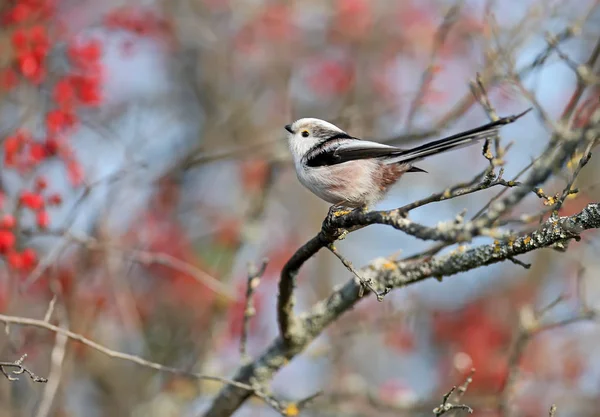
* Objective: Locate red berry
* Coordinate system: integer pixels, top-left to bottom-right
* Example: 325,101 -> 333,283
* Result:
45,137 -> 60,155
35,176 -> 48,191
0,215 -> 16,229
21,248 -> 37,269
77,77 -> 102,106
18,54 -> 39,77
7,251 -> 24,270
32,44 -> 49,60
53,78 -> 76,105
29,143 -> 47,163
0,230 -> 16,253
69,39 -> 102,65
36,210 -> 50,229
11,29 -> 28,50
46,109 -> 77,134
46,110 -> 66,134
4,135 -> 20,155
47,193 -> 63,206
10,4 -> 32,24
29,25 -> 48,45
19,191 -> 45,210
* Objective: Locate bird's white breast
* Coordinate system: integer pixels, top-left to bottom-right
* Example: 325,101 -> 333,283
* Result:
294,159 -> 381,207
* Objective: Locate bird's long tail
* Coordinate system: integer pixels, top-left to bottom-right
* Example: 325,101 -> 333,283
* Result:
388,108 -> 531,165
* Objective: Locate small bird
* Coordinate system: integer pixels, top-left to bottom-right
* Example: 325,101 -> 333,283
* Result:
285,109 -> 530,209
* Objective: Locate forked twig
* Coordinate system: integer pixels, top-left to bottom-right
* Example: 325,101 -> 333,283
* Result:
327,244 -> 390,301
0,354 -> 47,383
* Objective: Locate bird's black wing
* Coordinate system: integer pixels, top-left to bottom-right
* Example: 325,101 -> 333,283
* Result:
304,108 -> 531,167
304,139 -> 402,167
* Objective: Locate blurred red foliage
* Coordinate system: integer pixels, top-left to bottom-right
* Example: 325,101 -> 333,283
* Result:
308,58 -> 355,97
331,0 -> 373,42
240,159 -> 271,193
383,325 -> 416,352
433,292 -> 524,393
104,6 -> 171,39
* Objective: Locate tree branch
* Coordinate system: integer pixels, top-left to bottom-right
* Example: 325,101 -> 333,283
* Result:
0,314 -> 255,392
0,354 -> 47,383
205,203 -> 600,417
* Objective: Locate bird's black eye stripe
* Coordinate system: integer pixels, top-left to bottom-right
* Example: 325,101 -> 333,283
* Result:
301,130 -> 310,137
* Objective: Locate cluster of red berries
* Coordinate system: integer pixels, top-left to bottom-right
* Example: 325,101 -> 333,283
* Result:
0,0 -> 105,272
0,0 -> 54,86
0,176 -> 63,271
47,39 -> 103,186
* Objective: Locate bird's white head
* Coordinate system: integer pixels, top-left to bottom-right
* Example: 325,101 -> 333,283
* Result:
284,118 -> 347,163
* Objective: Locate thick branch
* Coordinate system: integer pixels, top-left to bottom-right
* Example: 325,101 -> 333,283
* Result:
205,203 -> 600,417
278,233 -> 330,345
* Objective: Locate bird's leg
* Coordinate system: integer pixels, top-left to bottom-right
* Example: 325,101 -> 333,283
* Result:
324,202 -> 352,238
329,203 -> 352,218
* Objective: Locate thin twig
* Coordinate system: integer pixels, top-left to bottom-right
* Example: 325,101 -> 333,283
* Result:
507,256 -> 531,269
43,295 -> 57,323
454,368 -> 476,401
0,313 -> 251,390
470,72 -> 502,170
432,369 -> 476,416
405,2 -> 464,130
240,259 -> 268,363
35,318 -> 68,417
433,383 -> 473,416
399,168 -> 519,214
0,354 -> 47,383
554,144 -> 593,212
560,32 -> 600,122
23,230 -> 237,301
327,244 -> 390,301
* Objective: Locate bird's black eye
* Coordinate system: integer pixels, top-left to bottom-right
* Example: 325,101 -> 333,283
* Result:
301,130 -> 310,138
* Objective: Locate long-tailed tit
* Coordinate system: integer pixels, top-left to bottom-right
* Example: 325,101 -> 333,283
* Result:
285,109 -> 530,208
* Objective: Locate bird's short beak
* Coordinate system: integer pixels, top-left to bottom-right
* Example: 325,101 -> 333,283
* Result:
284,124 -> 293,134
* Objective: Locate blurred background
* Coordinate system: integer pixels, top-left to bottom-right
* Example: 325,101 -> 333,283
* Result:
0,0 -> 599,416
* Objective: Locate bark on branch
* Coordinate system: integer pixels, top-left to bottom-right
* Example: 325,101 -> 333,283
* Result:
205,203 -> 600,417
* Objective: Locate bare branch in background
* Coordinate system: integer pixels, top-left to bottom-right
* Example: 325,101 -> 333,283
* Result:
433,370 -> 475,416
0,313 -> 252,391
405,1 -> 465,130
240,259 -> 268,363
0,354 -> 47,383
498,297 -> 596,416
34,317 -> 68,417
